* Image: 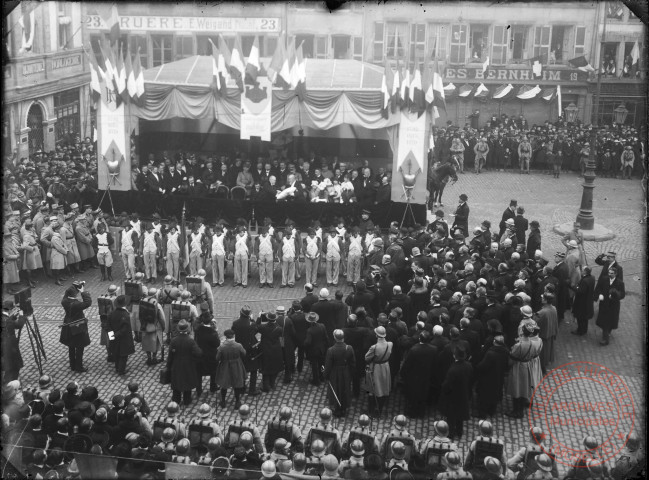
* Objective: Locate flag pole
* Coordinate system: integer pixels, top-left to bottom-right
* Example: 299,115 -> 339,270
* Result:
178,201 -> 186,284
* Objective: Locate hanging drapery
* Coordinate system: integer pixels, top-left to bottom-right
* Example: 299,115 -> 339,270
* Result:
458,84 -> 473,98
516,85 -> 541,100
492,84 -> 514,100
540,87 -> 557,103
474,83 -> 489,97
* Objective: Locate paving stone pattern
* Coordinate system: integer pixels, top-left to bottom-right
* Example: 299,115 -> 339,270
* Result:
9,171 -> 646,476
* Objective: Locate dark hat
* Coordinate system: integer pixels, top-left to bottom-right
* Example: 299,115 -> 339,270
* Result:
530,220 -> 540,227
306,312 -> 319,323
361,209 -> 370,215
459,194 -> 468,201
510,199 -> 518,206
266,312 -> 277,322
435,210 -> 444,217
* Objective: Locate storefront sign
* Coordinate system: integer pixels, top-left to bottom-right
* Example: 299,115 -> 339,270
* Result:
444,67 -> 588,83
22,61 -> 45,76
86,15 -> 280,33
51,54 -> 82,71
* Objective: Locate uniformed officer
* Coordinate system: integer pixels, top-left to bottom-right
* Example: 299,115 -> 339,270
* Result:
305,439 -> 327,476
197,437 -> 229,466
266,438 -> 293,472
419,420 -> 459,477
155,427 -> 177,454
338,439 -> 366,474
170,290 -> 198,340
305,407 -> 342,457
508,426 -> 559,479
464,420 -> 507,479
386,440 -> 410,471
125,272 -> 147,343
172,438 -> 196,464
195,269 -> 215,313
187,403 -> 222,457
140,287 -> 166,365
437,451 -> 472,479
97,284 -> 119,362
611,432 -> 643,480
225,404 -> 264,455
152,401 -> 187,442
264,406 -> 304,453
380,414 -> 417,463
342,414 -> 380,457
157,276 -> 178,334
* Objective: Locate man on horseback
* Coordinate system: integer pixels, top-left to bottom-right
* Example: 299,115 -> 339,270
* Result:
427,157 -> 459,209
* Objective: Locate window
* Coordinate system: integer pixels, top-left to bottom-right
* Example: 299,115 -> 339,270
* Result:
373,22 -> 384,61
510,25 -> 528,61
332,35 -> 350,59
450,24 -> 468,64
54,89 -> 80,145
386,23 -> 407,58
428,24 -> 448,61
58,3 -> 72,49
352,36 -> 363,60
129,36 -> 148,69
574,26 -> 586,57
151,35 -> 173,67
606,1 -> 624,19
533,26 -> 551,62
550,26 -> 567,63
409,24 -> 426,68
296,34 -> 315,58
492,25 -> 508,65
174,36 -> 193,61
601,42 -> 618,75
315,35 -> 328,59
596,100 -> 636,126
470,24 -> 489,61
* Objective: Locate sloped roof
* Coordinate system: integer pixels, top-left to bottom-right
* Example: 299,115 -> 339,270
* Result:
143,56 -> 384,90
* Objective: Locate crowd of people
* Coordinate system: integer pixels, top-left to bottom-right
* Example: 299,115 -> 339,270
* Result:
3,184 -> 641,478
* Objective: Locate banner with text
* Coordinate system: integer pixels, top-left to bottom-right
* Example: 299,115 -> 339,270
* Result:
98,97 -> 131,191
240,77 -> 272,142
390,111 -> 429,205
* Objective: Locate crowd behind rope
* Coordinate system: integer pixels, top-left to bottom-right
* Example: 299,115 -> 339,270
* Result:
2,186 -> 643,478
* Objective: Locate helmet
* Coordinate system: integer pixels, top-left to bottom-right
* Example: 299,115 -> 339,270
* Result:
478,419 -> 493,436
323,454 -> 339,473
292,453 -> 306,470
390,441 -> 406,460
333,329 -> 344,341
484,456 -> 501,474
238,404 -> 251,418
320,408 -> 332,422
358,414 -> 371,428
444,451 -> 462,470
107,284 -> 119,294
38,375 -> 52,388
506,218 -> 515,226
311,439 -> 326,457
434,420 -> 449,437
279,406 -> 292,421
197,269 -> 206,277
134,272 -> 145,281
161,427 -> 176,443
164,275 -> 173,284
147,287 -> 158,297
180,290 -> 191,300
273,438 -> 289,453
583,435 -> 599,450
261,460 -> 276,478
208,437 -> 222,451
129,397 -> 142,410
169,287 -> 180,299
175,438 -> 190,455
239,431 -> 253,449
536,453 -> 553,472
198,403 -> 211,417
394,414 -> 407,429
166,402 -> 179,415
530,426 -> 545,442
350,439 -> 365,456
587,459 -> 604,476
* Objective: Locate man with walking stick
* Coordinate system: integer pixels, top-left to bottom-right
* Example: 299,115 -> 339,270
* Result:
323,330 -> 355,418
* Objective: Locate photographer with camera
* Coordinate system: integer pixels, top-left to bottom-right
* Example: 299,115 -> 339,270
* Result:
59,281 -> 92,373
2,300 -> 26,383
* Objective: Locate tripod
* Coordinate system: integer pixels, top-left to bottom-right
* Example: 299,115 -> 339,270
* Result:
14,287 -> 47,376
98,181 -> 117,217
399,193 -> 417,229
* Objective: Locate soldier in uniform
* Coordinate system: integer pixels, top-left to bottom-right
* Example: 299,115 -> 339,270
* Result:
188,223 -> 208,275
380,415 -> 417,464
266,438 -> 293,472
522,454 -> 556,480
187,403 -> 222,458
126,272 -> 147,344
92,222 -> 114,281
197,437 -> 229,466
464,420 -> 507,480
418,420 -> 459,477
232,226 -> 252,288
280,227 -> 299,288
256,227 -> 278,288
507,426 -> 558,480
231,306 -> 261,396
386,441 -> 410,471
194,269 -> 215,313
338,439 -> 366,475
164,223 -> 182,281
172,438 -> 196,465
120,221 -> 139,282
305,408 -> 342,458
97,284 -> 119,363
264,406 -> 304,453
170,290 -> 198,340
324,227 -> 344,287
225,404 -> 264,455
140,287 -> 166,365
157,276 -> 178,334
611,432 -> 643,480
152,401 -> 186,442
140,222 -> 162,284
303,228 -> 322,287
342,414 -> 380,458
305,439 -> 327,476
437,451 -> 472,479
565,436 -> 609,480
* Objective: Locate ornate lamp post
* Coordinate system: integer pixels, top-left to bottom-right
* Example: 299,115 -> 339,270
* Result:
564,103 -> 579,124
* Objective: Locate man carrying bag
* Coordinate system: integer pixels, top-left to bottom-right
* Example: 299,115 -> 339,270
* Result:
59,281 -> 92,373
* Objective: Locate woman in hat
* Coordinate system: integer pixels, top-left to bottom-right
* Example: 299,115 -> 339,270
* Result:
506,317 -> 543,418
61,213 -> 82,274
364,326 -> 392,418
49,222 -> 69,286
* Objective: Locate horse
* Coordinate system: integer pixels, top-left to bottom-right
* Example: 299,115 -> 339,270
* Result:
427,158 -> 459,208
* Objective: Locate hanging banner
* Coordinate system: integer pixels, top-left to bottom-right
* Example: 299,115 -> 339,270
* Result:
390,110 -> 429,205
240,76 -> 272,141
97,98 -> 131,190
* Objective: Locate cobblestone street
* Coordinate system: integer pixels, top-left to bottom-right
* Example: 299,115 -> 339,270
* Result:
8,171 -> 646,476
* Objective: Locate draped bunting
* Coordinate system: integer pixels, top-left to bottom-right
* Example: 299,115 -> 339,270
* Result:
443,83 -> 457,99
458,85 -> 473,97
540,87 -> 557,103
474,83 -> 489,97
516,85 -> 541,100
492,84 -> 514,100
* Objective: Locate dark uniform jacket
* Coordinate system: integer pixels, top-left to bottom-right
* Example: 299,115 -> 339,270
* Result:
59,292 -> 92,348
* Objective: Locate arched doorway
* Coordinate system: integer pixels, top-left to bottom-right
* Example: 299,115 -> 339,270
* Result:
27,103 -> 44,155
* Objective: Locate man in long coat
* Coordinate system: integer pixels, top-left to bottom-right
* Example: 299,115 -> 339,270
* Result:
342,314 -> 374,398
571,266 -> 596,336
311,288 -> 340,345
257,312 -> 284,391
450,194 -> 470,236
195,306 -> 220,395
535,293 -> 558,375
231,306 -> 260,396
50,222 -> 69,285
60,282 -> 92,373
364,326 -> 393,418
551,252 -> 571,321
166,319 -> 203,405
438,346 -> 473,440
323,330 -> 356,418
595,267 -> 625,346
74,216 -> 95,271
108,295 -> 136,375
304,312 -> 328,386
474,335 -> 509,418
400,331 -> 438,418
215,329 -> 247,410
506,319 -> 543,418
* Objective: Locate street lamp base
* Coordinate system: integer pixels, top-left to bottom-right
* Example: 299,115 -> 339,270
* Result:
553,222 -> 616,241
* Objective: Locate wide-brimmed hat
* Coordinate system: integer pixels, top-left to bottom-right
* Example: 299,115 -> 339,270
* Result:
306,312 -> 320,323
374,326 -> 386,338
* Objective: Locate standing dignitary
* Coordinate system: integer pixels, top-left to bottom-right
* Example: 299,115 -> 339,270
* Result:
231,306 -> 261,396
60,282 -> 92,373
474,335 -> 509,418
255,227 -> 277,288
450,194 -> 470,236
438,346 -> 473,440
595,267 -> 625,346
535,293 -> 558,375
571,266 -> 596,336
364,326 -> 392,418
258,312 -> 284,392
166,319 -> 203,405
304,312 -> 328,386
400,331 -> 438,418
506,319 -> 543,418
195,305 -> 220,395
232,227 -> 252,288
108,295 -> 136,375
215,329 -> 247,410
323,329 -> 356,417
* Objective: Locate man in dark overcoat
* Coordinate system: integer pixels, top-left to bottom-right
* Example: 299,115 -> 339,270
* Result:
594,251 -> 624,282
571,266 -> 596,336
323,330 -> 356,417
342,314 -> 374,398
59,282 -> 92,373
438,346 -> 473,440
303,312 -> 328,386
108,295 -> 135,375
166,319 -> 203,405
257,312 -> 284,391
451,194 -> 470,236
526,220 -> 542,256
474,335 -> 509,418
195,308 -> 221,394
551,252 -> 571,321
2,300 -> 26,382
232,306 -> 260,395
312,288 -> 341,344
400,331 -> 438,418
595,267 -> 625,346
498,200 -> 517,238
